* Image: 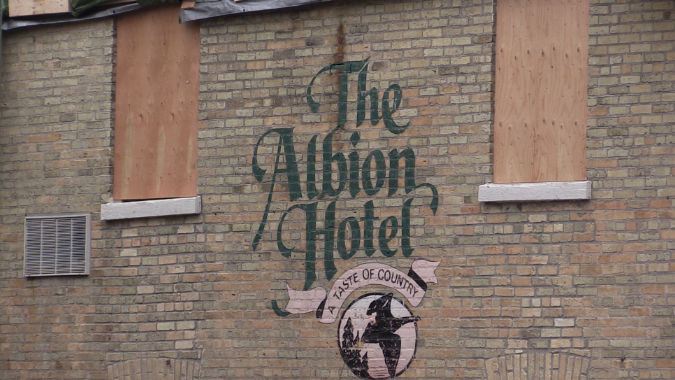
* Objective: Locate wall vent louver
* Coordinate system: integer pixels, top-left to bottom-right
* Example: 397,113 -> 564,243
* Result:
24,213 -> 91,277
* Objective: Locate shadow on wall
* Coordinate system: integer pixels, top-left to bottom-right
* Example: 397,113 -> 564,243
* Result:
107,358 -> 201,380
486,352 -> 590,380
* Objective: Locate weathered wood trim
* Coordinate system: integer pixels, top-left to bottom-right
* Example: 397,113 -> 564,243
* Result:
9,0 -> 71,17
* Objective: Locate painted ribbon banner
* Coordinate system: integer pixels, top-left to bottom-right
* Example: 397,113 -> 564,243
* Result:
284,260 -> 440,324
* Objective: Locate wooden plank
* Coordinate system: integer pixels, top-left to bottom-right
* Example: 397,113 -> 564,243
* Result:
114,4 -> 200,200
9,0 -> 70,17
494,0 -> 589,183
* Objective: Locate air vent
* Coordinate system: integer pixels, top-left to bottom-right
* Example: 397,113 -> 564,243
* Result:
24,213 -> 91,277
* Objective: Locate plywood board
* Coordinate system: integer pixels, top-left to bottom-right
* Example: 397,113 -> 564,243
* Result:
494,0 -> 589,183
9,0 -> 71,16
114,4 -> 200,200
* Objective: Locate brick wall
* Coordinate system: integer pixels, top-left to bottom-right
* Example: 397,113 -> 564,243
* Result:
197,0 -> 494,378
0,19 -> 116,379
1,0 -> 674,379
585,2 -> 675,378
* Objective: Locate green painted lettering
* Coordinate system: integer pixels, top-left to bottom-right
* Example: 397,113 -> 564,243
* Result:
378,216 -> 399,257
361,200 -> 378,257
362,149 -> 386,196
338,217 -> 360,260
382,84 -> 410,134
252,128 -> 301,250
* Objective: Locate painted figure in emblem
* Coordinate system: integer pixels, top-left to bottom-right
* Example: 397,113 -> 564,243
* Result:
362,294 -> 420,379
338,292 -> 425,379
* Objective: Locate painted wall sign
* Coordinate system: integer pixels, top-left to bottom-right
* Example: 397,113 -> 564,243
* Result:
250,59 -> 441,379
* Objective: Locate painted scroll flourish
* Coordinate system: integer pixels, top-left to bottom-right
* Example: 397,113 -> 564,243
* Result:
283,260 -> 440,324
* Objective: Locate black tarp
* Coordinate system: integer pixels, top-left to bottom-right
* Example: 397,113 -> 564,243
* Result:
73,0 -> 179,17
72,0 -> 115,17
2,0 -> 332,30
2,3 -> 141,30
180,0 -> 338,23
2,0 -> 181,30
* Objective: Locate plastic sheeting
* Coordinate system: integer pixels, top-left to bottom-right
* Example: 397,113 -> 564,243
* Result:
2,0 -> 180,30
1,0 -> 327,30
73,0 -> 178,17
72,0 -> 114,17
2,3 -> 142,30
179,0 -> 338,23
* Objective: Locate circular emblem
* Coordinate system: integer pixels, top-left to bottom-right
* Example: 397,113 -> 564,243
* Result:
337,293 -> 419,379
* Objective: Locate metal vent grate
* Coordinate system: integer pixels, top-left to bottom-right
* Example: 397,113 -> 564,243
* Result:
24,213 -> 90,277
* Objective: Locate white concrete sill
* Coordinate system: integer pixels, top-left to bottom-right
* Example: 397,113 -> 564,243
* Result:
478,181 -> 591,203
101,196 -> 202,221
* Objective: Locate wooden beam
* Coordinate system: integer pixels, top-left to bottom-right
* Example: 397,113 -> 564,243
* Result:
9,0 -> 71,17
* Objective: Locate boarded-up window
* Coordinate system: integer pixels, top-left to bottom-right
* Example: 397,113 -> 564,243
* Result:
114,4 -> 200,200
494,0 -> 589,183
